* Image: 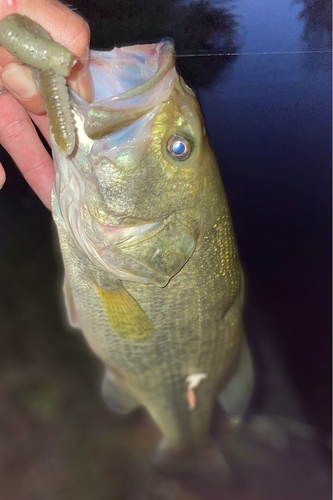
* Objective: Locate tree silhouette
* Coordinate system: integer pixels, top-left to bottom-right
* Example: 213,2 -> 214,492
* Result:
293,0 -> 332,48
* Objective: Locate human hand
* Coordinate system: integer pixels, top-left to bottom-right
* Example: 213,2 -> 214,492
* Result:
0,0 -> 93,209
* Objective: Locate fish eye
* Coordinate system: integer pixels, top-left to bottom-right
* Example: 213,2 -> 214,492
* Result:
166,134 -> 192,161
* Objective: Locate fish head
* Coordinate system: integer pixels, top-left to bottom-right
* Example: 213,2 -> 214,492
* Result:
52,41 -> 217,286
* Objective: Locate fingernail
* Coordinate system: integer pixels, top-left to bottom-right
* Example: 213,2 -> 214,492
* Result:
2,63 -> 38,100
76,67 -> 94,103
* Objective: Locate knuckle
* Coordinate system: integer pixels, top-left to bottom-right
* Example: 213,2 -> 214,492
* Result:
24,158 -> 49,177
0,117 -> 29,142
70,18 -> 91,54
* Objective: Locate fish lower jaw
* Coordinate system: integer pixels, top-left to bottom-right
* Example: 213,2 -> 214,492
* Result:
89,216 -> 162,244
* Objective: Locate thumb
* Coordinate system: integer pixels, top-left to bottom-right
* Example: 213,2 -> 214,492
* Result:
1,62 -> 45,114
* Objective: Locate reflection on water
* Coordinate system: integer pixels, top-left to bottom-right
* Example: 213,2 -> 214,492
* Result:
294,0 -> 332,48
0,0 -> 331,498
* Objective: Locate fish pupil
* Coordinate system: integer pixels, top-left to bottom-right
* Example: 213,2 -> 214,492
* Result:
166,134 -> 191,161
172,140 -> 185,155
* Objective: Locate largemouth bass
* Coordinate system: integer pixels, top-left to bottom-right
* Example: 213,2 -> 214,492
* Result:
0,14 -> 253,476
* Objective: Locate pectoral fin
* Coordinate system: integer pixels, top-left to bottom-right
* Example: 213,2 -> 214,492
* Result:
96,284 -> 152,340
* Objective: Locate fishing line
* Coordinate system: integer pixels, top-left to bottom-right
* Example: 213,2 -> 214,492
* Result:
175,49 -> 332,57
80,49 -> 331,60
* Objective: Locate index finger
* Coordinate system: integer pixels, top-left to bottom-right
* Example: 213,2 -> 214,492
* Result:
0,0 -> 93,102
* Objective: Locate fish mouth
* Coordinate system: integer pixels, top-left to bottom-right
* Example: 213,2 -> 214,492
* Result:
81,41 -> 177,140
103,41 -> 175,103
90,215 -> 164,247
85,203 -> 198,252
91,41 -> 175,102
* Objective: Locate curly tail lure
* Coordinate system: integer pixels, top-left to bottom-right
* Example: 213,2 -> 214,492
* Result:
0,14 -> 76,155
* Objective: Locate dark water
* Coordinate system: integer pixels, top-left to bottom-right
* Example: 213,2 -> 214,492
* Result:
197,0 -> 332,433
0,1 -> 331,499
